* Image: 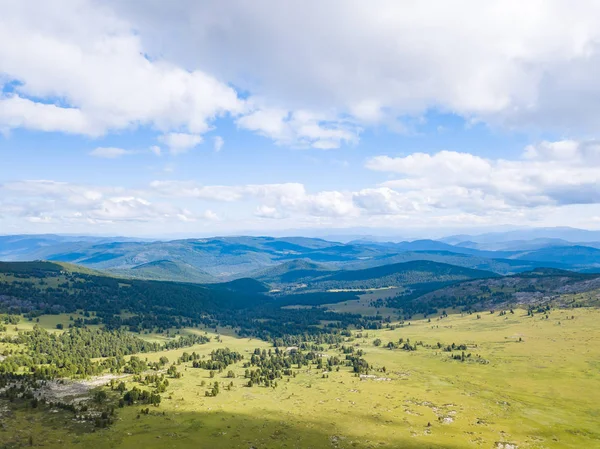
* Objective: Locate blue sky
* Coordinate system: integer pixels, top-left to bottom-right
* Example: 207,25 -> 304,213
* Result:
2,1 -> 600,237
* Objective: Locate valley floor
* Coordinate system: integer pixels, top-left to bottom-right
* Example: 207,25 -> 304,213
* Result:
2,308 -> 600,448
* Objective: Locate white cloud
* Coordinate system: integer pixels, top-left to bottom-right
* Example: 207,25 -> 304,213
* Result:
107,0 -> 600,134
0,94 -> 92,134
523,139 -> 600,164
236,107 -> 358,149
0,0 -> 243,139
150,145 -> 162,156
0,180 -> 197,225
353,187 -> 416,215
254,205 -> 287,219
201,209 -> 219,221
4,164 -> 600,233
366,140 -> 600,213
304,191 -> 356,217
150,180 -> 357,217
89,147 -> 132,158
159,133 -> 203,155
5,1 -> 600,149
213,136 -> 224,152
150,181 -> 245,202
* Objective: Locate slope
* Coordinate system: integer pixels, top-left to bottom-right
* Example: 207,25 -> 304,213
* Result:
305,260 -> 498,291
396,268 -> 600,315
109,259 -> 216,283
511,245 -> 600,267
251,259 -> 335,284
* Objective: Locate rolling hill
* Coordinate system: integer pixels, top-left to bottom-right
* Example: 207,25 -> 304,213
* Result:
404,268 -> 600,314
254,260 -> 499,294
251,260 -> 335,284
109,259 -> 216,283
304,260 -> 498,291
511,245 -> 600,267
2,233 -> 600,283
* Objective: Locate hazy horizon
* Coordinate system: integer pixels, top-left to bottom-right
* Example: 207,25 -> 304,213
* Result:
2,224 -> 600,243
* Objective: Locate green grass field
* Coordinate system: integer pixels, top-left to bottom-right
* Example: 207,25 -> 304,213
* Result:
2,307 -> 600,448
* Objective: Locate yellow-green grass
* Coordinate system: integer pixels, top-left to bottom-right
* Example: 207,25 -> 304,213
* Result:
0,272 -> 71,290
0,312 -> 99,337
2,308 -> 600,448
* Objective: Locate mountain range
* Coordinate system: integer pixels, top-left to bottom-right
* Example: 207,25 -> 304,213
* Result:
1,231 -> 599,284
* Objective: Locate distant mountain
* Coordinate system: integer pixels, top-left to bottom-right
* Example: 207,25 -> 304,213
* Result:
301,260 -> 498,291
340,250 -> 557,275
3,232 -> 600,283
0,236 -> 388,279
511,245 -> 600,268
0,234 -> 144,260
323,259 -> 495,281
211,277 -> 270,294
109,259 -> 216,283
455,238 -> 600,251
441,227 -> 600,245
251,260 -> 335,284
393,239 -> 471,252
349,239 -> 516,259
0,260 -> 103,276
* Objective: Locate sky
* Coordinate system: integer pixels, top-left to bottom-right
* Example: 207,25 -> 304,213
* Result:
2,0 -> 600,237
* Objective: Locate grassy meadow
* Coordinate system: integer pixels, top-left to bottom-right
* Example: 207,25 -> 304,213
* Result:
2,306 -> 600,449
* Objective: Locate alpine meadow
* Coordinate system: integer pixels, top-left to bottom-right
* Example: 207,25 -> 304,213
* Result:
2,2 -> 600,449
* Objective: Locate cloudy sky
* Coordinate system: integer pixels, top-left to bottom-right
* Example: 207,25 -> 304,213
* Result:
2,0 -> 600,237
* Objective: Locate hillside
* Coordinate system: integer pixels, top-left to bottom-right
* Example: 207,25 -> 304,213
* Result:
3,234 -> 600,284
110,259 -> 216,283
300,260 -> 498,291
340,250 -> 551,275
2,236 -> 384,278
349,239 -> 517,258
251,259 -> 335,284
0,261 -> 364,339
0,260 -> 104,276
440,227 -> 600,245
395,268 -> 600,315
511,245 -> 600,267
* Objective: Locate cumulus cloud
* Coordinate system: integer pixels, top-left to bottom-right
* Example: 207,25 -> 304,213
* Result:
236,107 -> 359,149
353,187 -> 417,215
0,95 -> 92,134
213,136 -> 224,152
107,0 -> 600,133
3,151 -> 600,232
7,1 -> 600,149
89,147 -> 133,158
201,209 -> 219,221
150,181 -> 245,202
150,181 -> 356,218
365,140 -> 600,213
523,139 -> 600,164
0,0 -> 243,140
0,180 -> 200,225
254,205 -> 287,219
159,133 -> 204,155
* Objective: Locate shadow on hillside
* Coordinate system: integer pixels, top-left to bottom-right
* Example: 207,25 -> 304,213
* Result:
85,409 -> 467,449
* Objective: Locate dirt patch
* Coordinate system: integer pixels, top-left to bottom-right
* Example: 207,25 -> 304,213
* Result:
35,374 -> 127,404
359,374 -> 391,381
